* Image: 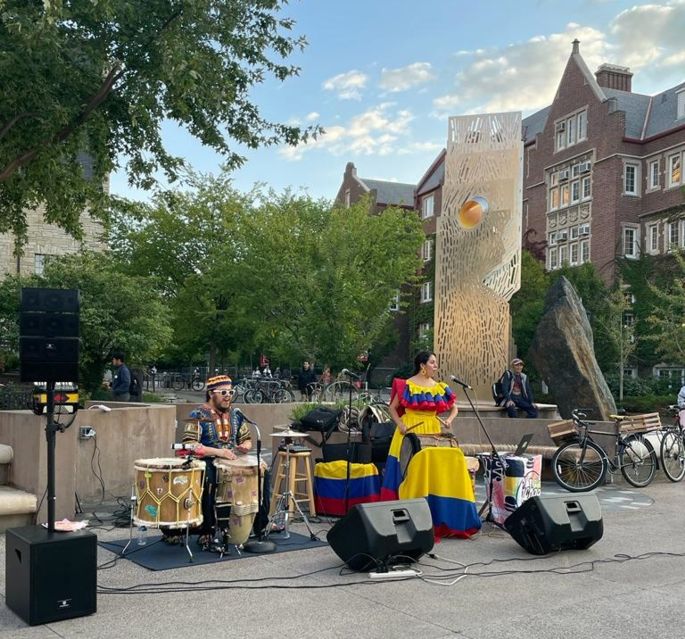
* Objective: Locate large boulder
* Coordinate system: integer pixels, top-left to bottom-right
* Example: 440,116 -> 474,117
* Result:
529,277 -> 616,420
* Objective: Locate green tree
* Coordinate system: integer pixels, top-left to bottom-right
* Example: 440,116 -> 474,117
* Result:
510,250 -> 550,362
230,192 -> 425,369
644,250 -> 685,363
0,1 -> 319,246
0,252 -> 173,394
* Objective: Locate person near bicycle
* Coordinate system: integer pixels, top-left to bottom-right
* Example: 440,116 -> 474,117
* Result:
320,366 -> 333,386
677,383 -> 685,427
502,358 -> 538,418
168,374 -> 253,549
297,360 -> 317,401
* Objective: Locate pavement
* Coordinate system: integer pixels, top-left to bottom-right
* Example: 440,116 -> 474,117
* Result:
1,474 -> 685,639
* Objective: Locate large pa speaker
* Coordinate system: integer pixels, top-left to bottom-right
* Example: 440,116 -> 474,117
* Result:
327,499 -> 434,571
504,494 -> 603,555
5,526 -> 97,625
20,287 -> 79,382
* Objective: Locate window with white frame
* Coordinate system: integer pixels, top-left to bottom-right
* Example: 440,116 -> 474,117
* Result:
34,254 -> 47,275
418,322 -> 431,339
580,239 -> 590,263
668,153 -> 681,187
577,110 -> 587,141
560,183 -> 570,207
421,238 -> 432,262
581,175 -> 591,200
624,163 -> 639,195
389,291 -> 400,312
548,247 -> 558,270
623,225 -> 639,258
667,221 -> 680,250
570,242 -> 579,265
570,225 -> 579,240
420,281 -> 432,303
648,160 -> 660,190
559,245 -> 569,265
421,194 -> 434,219
571,180 -> 580,203
623,311 -> 635,328
555,110 -> 587,152
548,231 -> 557,246
549,187 -> 560,210
647,223 -> 659,254
678,90 -> 685,120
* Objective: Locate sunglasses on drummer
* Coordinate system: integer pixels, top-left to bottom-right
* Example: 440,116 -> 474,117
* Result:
212,388 -> 234,397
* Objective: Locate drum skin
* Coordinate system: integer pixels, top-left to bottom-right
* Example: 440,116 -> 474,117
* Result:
133,458 -> 205,529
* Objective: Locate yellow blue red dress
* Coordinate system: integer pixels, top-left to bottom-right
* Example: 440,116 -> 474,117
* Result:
380,378 -> 481,538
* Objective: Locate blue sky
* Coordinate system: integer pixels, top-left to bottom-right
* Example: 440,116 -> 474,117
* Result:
109,0 -> 685,203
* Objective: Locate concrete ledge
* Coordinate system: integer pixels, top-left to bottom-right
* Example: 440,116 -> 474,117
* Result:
0,484 -> 37,516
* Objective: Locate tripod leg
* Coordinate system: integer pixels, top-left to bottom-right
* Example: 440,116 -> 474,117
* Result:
290,491 -> 320,541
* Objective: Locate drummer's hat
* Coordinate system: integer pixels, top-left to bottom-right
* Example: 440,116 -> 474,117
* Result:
207,374 -> 232,391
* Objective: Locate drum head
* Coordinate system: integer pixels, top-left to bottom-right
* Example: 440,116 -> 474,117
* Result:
399,433 -> 421,480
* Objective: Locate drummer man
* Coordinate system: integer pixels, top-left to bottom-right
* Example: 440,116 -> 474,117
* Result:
177,374 -> 252,548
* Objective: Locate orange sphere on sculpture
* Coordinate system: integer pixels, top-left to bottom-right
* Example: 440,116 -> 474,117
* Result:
458,196 -> 489,229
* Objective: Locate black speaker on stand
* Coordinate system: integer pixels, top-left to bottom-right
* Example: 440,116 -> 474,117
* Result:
504,494 -> 604,555
6,288 -> 96,626
328,499 -> 434,571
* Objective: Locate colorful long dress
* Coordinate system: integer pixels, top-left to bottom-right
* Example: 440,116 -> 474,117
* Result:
380,378 -> 481,538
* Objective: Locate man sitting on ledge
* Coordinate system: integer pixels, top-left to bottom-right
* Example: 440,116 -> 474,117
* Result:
503,358 -> 538,418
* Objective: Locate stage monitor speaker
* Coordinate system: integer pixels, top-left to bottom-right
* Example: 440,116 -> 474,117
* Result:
328,499 -> 434,571
5,526 -> 97,626
504,494 -> 603,555
19,287 -> 79,383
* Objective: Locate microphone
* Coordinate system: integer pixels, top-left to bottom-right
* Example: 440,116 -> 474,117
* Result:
450,375 -> 473,390
341,368 -> 360,379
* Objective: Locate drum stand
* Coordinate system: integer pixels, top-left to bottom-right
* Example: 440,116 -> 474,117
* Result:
264,440 -> 319,542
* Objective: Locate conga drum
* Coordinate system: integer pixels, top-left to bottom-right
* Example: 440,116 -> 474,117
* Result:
464,456 -> 480,494
133,458 -> 205,529
399,433 -> 460,479
214,457 -> 265,546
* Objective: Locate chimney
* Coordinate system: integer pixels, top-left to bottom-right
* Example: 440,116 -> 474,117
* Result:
345,161 -> 357,178
595,63 -> 633,93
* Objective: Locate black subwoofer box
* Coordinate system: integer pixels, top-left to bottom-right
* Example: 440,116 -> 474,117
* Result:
328,499 -> 434,571
5,526 -> 97,625
504,494 -> 603,555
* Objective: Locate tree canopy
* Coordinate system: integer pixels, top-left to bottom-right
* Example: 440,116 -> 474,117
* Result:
0,0 -> 318,245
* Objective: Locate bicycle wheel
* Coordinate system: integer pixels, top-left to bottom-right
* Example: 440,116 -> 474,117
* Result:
191,379 -> 205,391
620,434 -> 657,487
273,388 -> 295,404
660,430 -> 685,482
172,376 -> 185,391
244,389 -> 264,404
326,381 -> 359,402
552,440 -> 606,492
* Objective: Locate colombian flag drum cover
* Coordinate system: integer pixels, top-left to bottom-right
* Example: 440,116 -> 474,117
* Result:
314,461 -> 381,516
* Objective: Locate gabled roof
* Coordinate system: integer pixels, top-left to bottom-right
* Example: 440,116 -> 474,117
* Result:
522,106 -> 551,144
416,149 -> 445,196
357,177 -> 415,207
603,88 -> 652,138
643,82 -> 685,139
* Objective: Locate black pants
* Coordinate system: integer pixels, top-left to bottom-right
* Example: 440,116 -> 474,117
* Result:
506,396 -> 539,418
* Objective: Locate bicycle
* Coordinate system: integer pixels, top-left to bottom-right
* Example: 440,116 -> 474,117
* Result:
659,405 -> 685,482
550,408 -> 658,492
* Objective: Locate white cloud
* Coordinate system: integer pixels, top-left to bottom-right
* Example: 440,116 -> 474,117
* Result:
397,141 -> 444,156
322,70 -> 368,100
279,104 -> 414,161
433,24 -> 607,117
305,112 -> 320,122
610,1 -> 685,71
379,62 -> 436,92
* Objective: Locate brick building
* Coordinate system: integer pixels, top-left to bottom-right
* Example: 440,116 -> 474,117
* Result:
523,40 -> 685,283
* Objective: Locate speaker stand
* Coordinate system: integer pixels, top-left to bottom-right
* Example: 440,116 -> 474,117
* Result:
44,381 -> 62,532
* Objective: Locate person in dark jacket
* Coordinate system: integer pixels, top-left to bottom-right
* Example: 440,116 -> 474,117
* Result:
297,361 -> 317,401
503,358 -> 538,418
111,351 -> 131,402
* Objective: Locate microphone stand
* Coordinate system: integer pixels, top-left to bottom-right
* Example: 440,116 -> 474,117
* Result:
455,381 -> 507,527
243,421 -> 276,554
342,369 -> 358,515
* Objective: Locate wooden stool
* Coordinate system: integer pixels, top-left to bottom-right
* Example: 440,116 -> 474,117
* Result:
269,449 -> 317,517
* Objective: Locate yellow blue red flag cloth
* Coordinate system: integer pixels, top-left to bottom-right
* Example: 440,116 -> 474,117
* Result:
399,447 -> 481,538
314,461 -> 380,516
